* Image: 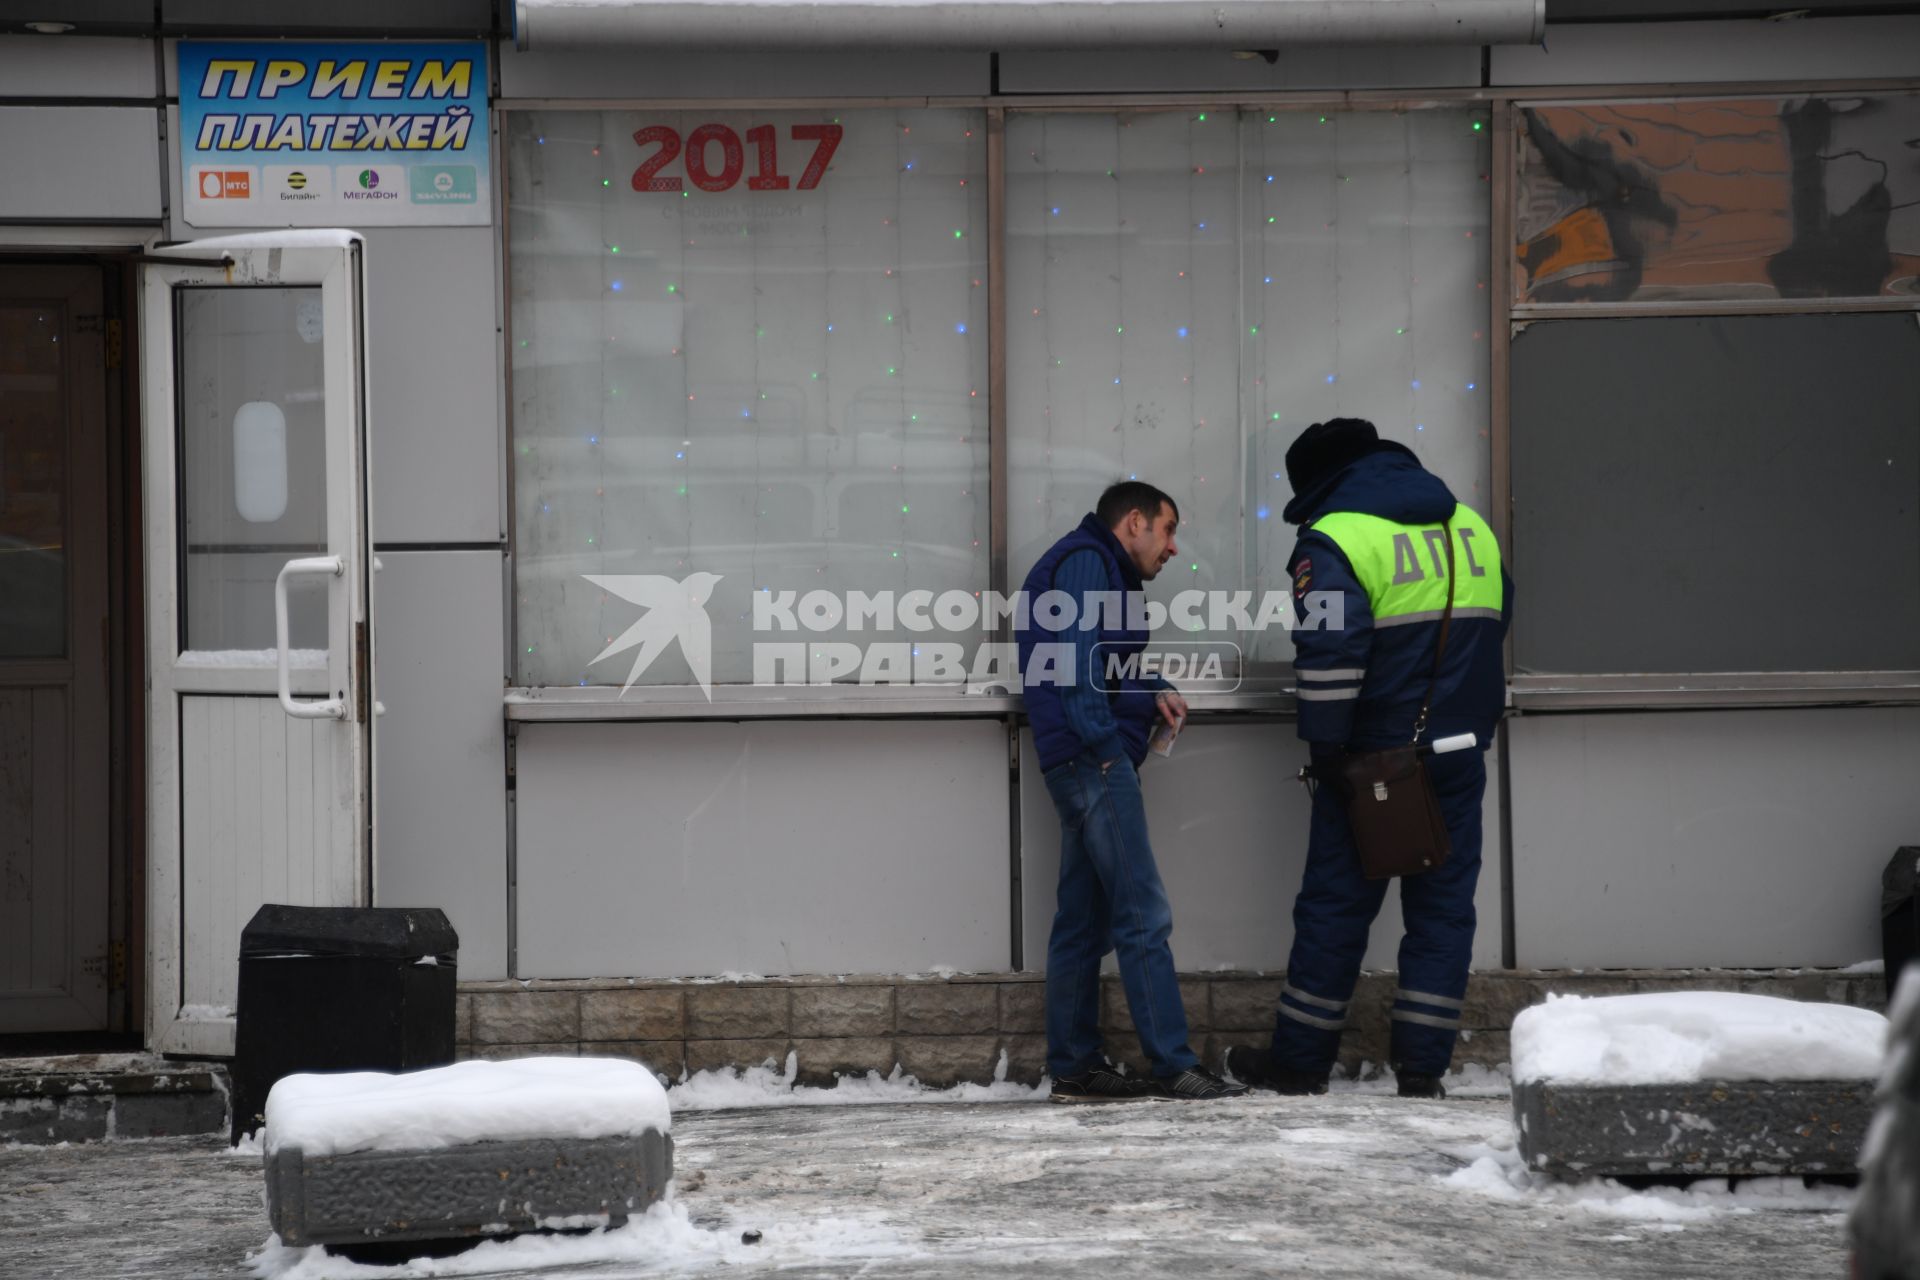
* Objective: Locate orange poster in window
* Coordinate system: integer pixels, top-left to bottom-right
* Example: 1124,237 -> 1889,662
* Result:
1515,95 -> 1920,304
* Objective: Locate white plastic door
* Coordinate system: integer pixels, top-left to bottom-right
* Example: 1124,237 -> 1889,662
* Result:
141,232 -> 374,1056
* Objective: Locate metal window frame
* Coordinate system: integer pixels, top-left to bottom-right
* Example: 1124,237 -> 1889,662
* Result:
497,74 -> 1920,721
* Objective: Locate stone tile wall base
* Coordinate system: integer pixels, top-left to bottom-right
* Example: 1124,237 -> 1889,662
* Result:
457,970 -> 1890,1088
0,1065 -> 230,1145
0,1089 -> 229,1145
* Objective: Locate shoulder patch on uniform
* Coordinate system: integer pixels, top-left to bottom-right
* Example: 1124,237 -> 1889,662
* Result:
1292,556 -> 1312,598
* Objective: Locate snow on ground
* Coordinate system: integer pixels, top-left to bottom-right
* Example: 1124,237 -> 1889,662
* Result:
664,1050 -> 1047,1112
264,1058 -> 670,1157
660,1052 -> 1514,1114
662,1050 -> 1511,1114
1444,1125 -> 1856,1223
246,1200 -> 920,1280
0,1091 -> 1850,1280
1328,1060 -> 1512,1099
1512,991 -> 1888,1086
236,1056 -> 1855,1280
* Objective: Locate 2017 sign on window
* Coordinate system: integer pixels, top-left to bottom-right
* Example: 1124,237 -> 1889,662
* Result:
632,123 -> 843,193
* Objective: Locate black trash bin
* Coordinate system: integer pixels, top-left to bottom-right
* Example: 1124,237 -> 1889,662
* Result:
1886,847 -> 1919,1001
230,905 -> 458,1144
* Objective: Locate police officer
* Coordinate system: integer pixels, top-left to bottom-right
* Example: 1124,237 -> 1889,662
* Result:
1226,419 -> 1510,1099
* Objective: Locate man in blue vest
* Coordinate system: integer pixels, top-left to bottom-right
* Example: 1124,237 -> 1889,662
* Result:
1018,481 -> 1248,1103
1225,420 -> 1510,1100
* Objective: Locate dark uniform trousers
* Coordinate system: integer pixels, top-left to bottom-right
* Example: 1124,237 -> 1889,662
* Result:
1270,746 -> 1487,1079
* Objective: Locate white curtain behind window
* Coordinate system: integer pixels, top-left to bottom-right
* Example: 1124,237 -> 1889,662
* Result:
509,108 -> 990,687
1008,107 -> 1490,668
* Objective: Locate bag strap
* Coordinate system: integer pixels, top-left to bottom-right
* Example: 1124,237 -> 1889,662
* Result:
1410,521 -> 1456,744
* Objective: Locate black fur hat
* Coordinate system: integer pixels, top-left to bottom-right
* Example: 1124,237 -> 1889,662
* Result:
1284,417 -> 1382,495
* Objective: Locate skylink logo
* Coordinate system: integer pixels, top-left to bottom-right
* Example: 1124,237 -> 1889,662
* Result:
1095,642 -> 1241,690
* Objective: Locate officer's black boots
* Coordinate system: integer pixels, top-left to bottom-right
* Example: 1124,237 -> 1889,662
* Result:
1395,1072 -> 1447,1099
1221,1045 -> 1331,1096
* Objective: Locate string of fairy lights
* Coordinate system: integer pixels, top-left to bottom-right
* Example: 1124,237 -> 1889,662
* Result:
1035,116 -> 1057,533
509,107 -> 1490,688
1180,111 -> 1203,597
890,120 -> 910,583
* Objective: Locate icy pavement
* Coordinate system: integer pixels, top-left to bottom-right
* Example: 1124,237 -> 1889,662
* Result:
0,1073 -> 1850,1279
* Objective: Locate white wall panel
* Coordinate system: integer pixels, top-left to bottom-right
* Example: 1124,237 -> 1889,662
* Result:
1020,724 -> 1506,974
363,227 -> 502,544
1510,707 -> 1920,969
180,696 -> 342,1012
515,719 -> 1010,977
499,47 -> 989,99
373,551 -> 509,979
1492,16 -> 1920,86
0,107 -> 160,222
1000,45 -> 1480,94
0,36 -> 155,97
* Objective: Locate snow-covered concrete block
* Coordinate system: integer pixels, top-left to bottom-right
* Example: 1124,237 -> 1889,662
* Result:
1513,1078 -> 1875,1178
1511,993 -> 1888,1180
265,1132 -> 672,1248
262,1057 -> 672,1249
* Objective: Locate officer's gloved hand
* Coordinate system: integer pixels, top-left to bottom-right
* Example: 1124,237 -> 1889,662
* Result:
1306,741 -> 1345,783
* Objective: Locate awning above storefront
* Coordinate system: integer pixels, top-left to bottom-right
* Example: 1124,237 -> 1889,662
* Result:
511,0 -> 1546,51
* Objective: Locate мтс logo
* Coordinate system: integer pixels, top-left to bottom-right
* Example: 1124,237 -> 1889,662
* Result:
584,573 -> 723,700
197,169 -> 250,199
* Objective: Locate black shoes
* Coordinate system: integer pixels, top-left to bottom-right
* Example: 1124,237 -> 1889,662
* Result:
1396,1072 -> 1447,1099
1051,1063 -> 1252,1102
1221,1045 -> 1329,1096
1050,1064 -> 1151,1104
1054,1055 -> 1446,1102
1150,1067 -> 1250,1101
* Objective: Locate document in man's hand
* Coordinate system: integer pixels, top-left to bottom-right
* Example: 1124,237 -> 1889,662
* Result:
1147,716 -> 1184,759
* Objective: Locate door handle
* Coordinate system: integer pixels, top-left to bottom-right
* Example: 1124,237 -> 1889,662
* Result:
276,556 -> 344,719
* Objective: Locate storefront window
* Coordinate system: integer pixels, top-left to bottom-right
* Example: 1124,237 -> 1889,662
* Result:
509,104 -> 1489,692
1007,108 -> 1491,666
508,108 -> 989,688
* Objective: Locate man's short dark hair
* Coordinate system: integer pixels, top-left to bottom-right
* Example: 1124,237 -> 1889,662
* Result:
1096,480 -> 1179,530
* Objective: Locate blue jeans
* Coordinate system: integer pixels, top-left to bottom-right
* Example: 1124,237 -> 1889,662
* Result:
1042,751 -> 1198,1079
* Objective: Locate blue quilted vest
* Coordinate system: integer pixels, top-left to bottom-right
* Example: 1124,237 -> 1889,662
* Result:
1016,514 -> 1159,771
